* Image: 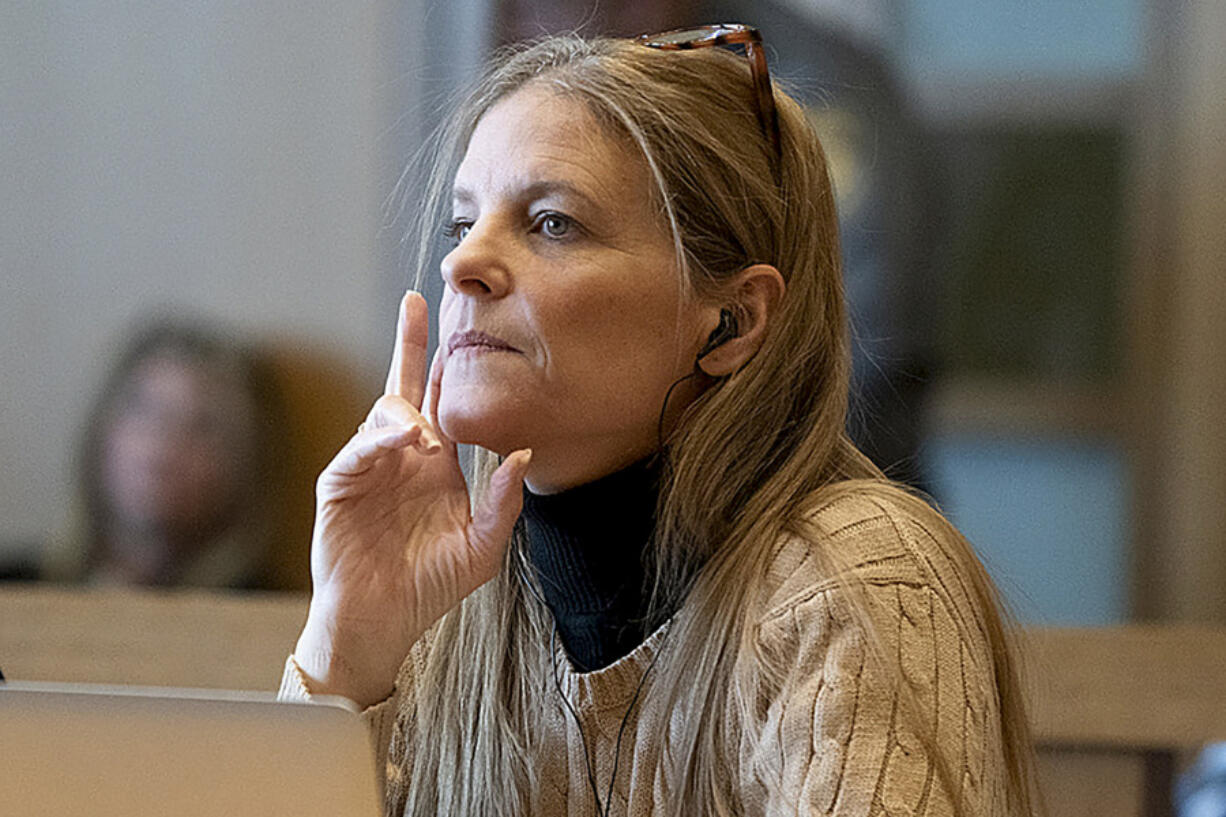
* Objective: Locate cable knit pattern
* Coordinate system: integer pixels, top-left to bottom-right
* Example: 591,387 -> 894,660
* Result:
280,491 -> 1008,816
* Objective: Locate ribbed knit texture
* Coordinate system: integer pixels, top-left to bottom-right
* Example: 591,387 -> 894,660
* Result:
282,491 -> 1009,816
520,455 -> 661,672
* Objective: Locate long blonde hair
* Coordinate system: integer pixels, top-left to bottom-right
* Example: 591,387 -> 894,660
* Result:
399,35 -> 1038,816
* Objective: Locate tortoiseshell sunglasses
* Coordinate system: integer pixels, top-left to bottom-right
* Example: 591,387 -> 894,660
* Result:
635,24 -> 782,166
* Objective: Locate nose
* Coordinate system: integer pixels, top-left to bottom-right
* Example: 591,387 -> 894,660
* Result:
440,221 -> 511,299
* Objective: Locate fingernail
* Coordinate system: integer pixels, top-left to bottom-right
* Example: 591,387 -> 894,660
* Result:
419,427 -> 442,452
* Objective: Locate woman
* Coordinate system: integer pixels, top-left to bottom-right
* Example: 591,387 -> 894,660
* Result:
282,28 -> 1037,816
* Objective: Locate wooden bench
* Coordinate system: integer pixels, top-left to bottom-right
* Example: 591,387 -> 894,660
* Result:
0,584 -> 308,690
2,585 -> 1224,815
1027,626 -> 1226,817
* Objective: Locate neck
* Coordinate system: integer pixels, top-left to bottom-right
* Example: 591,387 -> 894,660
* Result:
521,441 -> 660,496
521,455 -> 662,671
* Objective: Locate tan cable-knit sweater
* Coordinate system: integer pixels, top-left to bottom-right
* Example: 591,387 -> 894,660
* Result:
280,491 -> 1009,816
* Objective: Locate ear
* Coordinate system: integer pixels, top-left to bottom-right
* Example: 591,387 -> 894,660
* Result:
697,264 -> 786,377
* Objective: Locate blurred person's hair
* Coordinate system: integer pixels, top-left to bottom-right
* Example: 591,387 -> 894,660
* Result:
393,35 -> 1038,816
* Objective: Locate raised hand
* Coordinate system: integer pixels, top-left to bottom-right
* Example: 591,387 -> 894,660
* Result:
293,291 -> 530,707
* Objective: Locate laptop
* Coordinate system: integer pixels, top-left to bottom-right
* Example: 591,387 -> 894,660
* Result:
0,681 -> 382,817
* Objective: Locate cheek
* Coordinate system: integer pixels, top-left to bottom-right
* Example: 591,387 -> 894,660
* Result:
547,271 -> 650,337
551,284 -> 686,382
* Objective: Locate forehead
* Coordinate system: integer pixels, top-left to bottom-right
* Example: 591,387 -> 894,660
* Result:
453,85 -> 648,204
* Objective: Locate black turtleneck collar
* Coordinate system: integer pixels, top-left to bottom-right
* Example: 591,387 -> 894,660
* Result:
520,455 -> 662,673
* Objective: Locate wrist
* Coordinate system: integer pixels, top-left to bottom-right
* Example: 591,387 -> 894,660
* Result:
293,606 -> 396,708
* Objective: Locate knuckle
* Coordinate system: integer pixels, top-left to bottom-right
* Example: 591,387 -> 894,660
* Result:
373,393 -> 419,425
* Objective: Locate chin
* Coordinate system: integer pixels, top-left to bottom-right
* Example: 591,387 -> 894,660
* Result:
437,403 -> 529,457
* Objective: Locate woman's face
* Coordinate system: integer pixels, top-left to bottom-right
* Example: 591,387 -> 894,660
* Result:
101,353 -> 254,539
436,86 -> 712,492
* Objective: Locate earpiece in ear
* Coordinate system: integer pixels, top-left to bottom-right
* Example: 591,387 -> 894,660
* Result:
697,309 -> 739,361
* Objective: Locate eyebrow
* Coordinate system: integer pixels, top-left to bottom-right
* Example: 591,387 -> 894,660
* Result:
451,180 -> 600,209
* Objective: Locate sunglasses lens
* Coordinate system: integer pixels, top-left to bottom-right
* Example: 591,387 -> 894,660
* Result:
640,24 -> 748,47
644,28 -> 712,46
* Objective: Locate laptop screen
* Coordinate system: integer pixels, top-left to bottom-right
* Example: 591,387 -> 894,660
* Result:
0,682 -> 381,817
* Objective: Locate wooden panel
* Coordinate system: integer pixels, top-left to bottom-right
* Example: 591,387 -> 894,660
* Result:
0,585 -> 308,690
1037,749 -> 1147,817
1025,626 -> 1226,748
1127,0 -> 1226,623
1150,0 -> 1226,623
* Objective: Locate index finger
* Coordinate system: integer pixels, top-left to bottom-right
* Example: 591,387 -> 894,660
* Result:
384,291 -> 429,408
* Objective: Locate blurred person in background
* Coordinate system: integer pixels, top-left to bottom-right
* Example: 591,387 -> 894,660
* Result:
41,320 -> 284,589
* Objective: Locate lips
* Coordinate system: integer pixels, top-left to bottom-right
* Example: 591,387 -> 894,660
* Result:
447,329 -> 519,354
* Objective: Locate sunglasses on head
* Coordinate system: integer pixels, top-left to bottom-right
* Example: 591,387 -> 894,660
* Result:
635,24 -> 782,170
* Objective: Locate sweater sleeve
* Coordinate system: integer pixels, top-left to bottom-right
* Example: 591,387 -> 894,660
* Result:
747,505 -> 1006,816
276,626 -> 437,816
276,654 -> 404,808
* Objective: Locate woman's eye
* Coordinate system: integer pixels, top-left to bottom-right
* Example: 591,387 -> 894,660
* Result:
537,212 -> 573,239
443,220 -> 472,244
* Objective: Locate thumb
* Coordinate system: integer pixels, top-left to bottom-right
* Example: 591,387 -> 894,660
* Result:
466,449 -> 533,570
